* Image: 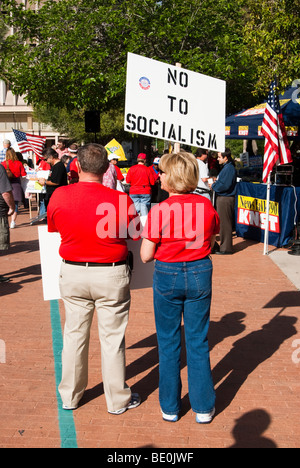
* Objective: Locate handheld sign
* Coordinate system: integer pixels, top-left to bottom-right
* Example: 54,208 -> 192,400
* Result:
38,222 -> 154,301
124,53 -> 226,152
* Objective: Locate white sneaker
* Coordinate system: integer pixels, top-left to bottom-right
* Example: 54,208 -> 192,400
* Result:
196,408 -> 215,424
161,411 -> 178,422
62,404 -> 78,410
10,221 -> 16,229
108,393 -> 141,415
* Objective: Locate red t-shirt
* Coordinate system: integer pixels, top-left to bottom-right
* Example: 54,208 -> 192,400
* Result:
37,160 -> 51,171
126,164 -> 155,195
1,160 -> 26,178
142,194 -> 220,262
115,165 -> 124,181
69,157 -> 78,180
47,182 -> 140,262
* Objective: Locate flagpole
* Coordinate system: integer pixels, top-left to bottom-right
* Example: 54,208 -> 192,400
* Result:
263,173 -> 271,255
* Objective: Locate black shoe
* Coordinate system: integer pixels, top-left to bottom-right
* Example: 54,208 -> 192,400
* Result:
215,251 -> 233,255
211,242 -> 220,254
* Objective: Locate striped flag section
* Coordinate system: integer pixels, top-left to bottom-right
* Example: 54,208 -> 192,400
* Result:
13,129 -> 46,159
261,81 -> 292,183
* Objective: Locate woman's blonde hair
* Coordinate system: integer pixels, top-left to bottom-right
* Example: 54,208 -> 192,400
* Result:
5,148 -> 18,162
159,151 -> 199,194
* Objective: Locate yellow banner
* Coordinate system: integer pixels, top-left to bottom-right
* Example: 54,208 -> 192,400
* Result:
105,139 -> 127,161
238,195 -> 279,216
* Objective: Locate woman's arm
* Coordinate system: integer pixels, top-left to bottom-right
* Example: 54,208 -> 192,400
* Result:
140,238 -> 157,263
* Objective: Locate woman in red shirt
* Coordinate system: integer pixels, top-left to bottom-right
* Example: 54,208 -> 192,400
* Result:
141,152 -> 220,424
1,148 -> 26,228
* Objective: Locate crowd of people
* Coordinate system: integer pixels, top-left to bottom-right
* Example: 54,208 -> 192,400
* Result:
0,137 -> 239,423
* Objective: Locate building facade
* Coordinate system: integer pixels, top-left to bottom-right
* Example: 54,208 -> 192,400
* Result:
0,1 -> 60,155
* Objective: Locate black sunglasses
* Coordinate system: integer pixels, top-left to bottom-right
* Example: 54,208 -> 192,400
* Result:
159,169 -> 165,175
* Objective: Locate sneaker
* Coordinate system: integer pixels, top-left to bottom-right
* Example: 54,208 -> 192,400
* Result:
162,411 -> 178,422
10,221 -> 16,229
62,404 -> 78,410
196,408 -> 215,424
108,393 -> 141,415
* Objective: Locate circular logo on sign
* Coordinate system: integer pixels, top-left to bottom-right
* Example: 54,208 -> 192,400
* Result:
139,76 -> 151,90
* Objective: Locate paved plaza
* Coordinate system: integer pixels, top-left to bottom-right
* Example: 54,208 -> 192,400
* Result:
0,208 -> 299,448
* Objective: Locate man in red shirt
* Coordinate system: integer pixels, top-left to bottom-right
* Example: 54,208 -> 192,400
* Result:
126,153 -> 155,216
47,143 -> 141,414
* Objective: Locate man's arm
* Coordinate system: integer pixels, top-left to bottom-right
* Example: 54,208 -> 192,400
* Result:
2,191 -> 15,215
38,178 -> 59,187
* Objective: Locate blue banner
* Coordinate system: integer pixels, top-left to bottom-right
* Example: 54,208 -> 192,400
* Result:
235,182 -> 300,247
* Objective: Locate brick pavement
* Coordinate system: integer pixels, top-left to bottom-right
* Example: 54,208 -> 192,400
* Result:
0,208 -> 299,448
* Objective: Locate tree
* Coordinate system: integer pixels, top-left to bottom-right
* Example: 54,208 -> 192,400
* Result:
0,0 -> 255,113
243,0 -> 300,95
0,0 -> 298,138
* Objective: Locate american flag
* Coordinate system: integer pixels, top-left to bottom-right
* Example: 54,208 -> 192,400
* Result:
13,129 -> 46,159
261,81 -> 292,183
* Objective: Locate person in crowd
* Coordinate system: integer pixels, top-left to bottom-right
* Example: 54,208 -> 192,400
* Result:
67,150 -> 80,184
211,148 -> 237,255
65,143 -> 79,177
126,153 -> 155,216
141,152 -> 220,424
35,153 -> 51,216
56,139 -> 69,159
66,143 -> 79,157
47,143 -> 141,414
1,148 -> 26,229
0,165 -> 15,282
0,139 -> 11,163
157,150 -> 170,202
108,154 -> 125,183
15,152 -> 29,209
150,157 -> 160,183
38,148 -> 67,210
207,152 -> 220,178
193,148 -> 212,201
61,154 -> 72,169
150,157 -> 160,203
37,154 -> 51,171
102,158 -> 117,189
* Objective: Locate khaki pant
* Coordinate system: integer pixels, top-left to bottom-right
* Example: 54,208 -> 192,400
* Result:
58,261 -> 132,412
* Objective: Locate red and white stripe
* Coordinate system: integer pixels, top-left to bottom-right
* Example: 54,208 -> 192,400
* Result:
261,103 -> 292,183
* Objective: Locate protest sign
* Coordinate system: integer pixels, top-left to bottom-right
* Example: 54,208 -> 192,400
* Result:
124,53 -> 226,152
38,224 -> 154,301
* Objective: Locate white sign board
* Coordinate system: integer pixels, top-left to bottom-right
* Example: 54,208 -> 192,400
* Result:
38,224 -> 154,301
38,226 -> 62,301
124,53 -> 226,152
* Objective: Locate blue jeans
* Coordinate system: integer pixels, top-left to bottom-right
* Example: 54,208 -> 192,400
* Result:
153,258 -> 215,415
130,194 -> 151,217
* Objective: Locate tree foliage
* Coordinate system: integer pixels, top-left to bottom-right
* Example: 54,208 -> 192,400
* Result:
0,0 -> 299,138
243,0 -> 300,95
